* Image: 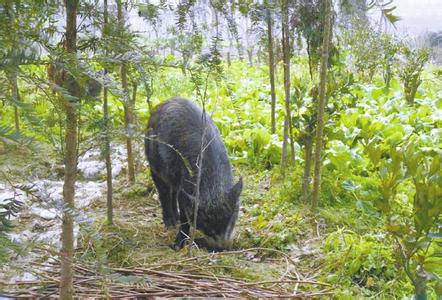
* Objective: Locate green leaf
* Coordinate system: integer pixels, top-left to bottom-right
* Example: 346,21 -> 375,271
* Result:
366,141 -> 382,166
342,179 -> 359,192
429,232 -> 442,239
371,88 -> 384,101
429,155 -> 440,177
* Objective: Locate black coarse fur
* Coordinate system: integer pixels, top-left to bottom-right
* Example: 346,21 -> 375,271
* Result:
145,97 -> 243,250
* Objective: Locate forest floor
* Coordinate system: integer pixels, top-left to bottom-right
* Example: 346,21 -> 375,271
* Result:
0,142 -> 369,297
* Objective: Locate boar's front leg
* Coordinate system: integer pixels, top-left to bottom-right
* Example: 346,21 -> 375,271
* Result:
174,221 -> 190,250
151,171 -> 178,227
174,190 -> 192,249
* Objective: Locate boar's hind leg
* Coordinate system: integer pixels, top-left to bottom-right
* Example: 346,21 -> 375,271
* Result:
151,171 -> 178,227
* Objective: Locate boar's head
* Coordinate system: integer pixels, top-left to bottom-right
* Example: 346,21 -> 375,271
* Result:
196,177 -> 243,250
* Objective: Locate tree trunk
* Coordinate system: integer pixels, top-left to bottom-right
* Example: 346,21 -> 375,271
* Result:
281,0 -> 295,173
13,96 -> 19,133
414,278 -> 427,300
103,86 -> 113,225
122,67 -> 136,186
132,82 -> 138,123
311,0 -> 332,210
103,0 -> 113,225
60,0 -> 79,298
301,134 -> 313,201
5,1 -> 20,133
247,48 -> 253,65
236,37 -> 243,61
7,72 -> 20,133
117,0 -> 135,185
266,7 -> 276,134
281,118 -> 289,177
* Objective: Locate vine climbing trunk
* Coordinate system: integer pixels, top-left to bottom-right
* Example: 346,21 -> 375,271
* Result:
117,0 -> 135,185
103,0 -> 113,225
60,0 -> 79,298
311,0 -> 332,210
266,6 -> 276,134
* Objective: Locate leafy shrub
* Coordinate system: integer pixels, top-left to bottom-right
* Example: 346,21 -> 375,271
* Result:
0,189 -> 23,263
242,173 -> 308,250
323,228 -> 409,297
398,46 -> 429,104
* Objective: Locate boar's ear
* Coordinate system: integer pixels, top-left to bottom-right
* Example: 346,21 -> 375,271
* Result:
228,177 -> 243,201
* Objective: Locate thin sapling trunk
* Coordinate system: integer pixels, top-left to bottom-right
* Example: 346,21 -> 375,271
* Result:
60,0 -> 79,298
311,0 -> 332,210
266,7 -> 277,134
117,0 -> 136,185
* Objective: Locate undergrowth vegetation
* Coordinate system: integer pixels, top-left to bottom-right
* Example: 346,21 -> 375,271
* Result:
1,0 -> 442,297
1,55 -> 441,297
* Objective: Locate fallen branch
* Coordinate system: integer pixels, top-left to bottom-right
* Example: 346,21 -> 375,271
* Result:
2,247 -> 334,298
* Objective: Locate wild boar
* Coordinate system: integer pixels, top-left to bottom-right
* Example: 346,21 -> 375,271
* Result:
145,97 -> 242,250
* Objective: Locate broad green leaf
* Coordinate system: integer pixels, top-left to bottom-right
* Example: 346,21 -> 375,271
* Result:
429,232 -> 442,239
371,88 -> 384,101
342,179 -> 359,191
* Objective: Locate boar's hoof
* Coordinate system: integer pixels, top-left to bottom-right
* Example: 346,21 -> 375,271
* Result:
169,243 -> 182,251
172,233 -> 187,250
171,241 -> 186,251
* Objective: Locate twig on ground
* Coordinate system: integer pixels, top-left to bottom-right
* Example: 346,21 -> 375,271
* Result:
2,247 -> 334,298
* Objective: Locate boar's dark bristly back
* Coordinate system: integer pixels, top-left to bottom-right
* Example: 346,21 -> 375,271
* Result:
145,97 -> 242,250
